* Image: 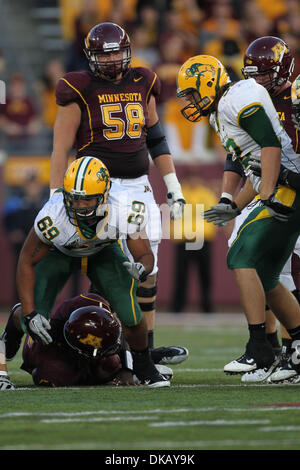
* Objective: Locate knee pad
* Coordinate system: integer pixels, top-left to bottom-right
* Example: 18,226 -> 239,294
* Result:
136,275 -> 157,312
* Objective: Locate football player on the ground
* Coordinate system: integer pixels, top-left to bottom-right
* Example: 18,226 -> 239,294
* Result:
0,156 -> 169,387
5,293 -> 172,387
49,22 -> 188,366
177,54 -> 300,379
207,37 -> 300,383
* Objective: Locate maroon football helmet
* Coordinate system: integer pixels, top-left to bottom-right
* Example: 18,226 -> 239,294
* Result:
84,22 -> 131,80
242,36 -> 294,94
63,306 -> 122,359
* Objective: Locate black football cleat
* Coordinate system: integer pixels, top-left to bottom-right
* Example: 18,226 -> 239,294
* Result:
0,303 -> 24,361
132,348 -> 170,387
142,372 -> 170,388
151,346 -> 189,365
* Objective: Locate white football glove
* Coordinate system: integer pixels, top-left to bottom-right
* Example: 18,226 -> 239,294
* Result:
23,312 -> 52,345
167,191 -> 186,220
163,173 -> 186,220
123,262 -> 147,282
0,375 -> 15,390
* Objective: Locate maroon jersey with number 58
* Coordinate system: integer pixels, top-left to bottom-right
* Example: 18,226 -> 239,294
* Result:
56,67 -> 161,178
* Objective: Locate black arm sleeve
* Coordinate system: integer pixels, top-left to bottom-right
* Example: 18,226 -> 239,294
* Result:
224,154 -> 244,176
146,120 -> 170,159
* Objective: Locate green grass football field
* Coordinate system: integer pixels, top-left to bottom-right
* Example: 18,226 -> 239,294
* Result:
1,314 -> 300,451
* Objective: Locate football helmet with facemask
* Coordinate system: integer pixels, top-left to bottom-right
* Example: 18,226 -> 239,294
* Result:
63,306 -> 122,359
242,36 -> 294,94
177,55 -> 230,121
63,156 -> 110,226
84,22 -> 131,80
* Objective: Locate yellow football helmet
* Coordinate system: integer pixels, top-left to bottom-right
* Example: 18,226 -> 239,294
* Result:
177,55 -> 230,121
63,156 -> 110,222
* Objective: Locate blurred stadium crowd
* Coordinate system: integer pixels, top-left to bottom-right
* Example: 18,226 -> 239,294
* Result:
0,0 -> 299,309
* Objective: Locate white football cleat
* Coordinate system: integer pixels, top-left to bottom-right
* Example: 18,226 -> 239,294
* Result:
224,353 -> 257,374
151,346 -> 189,365
155,364 -> 173,381
267,349 -> 297,383
241,360 -> 279,383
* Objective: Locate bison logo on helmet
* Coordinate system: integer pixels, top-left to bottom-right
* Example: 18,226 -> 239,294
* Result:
185,63 -> 216,91
79,334 -> 103,348
97,167 -> 110,185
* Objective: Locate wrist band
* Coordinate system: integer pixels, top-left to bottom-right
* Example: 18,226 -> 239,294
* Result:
221,192 -> 233,201
163,173 -> 181,192
50,188 -> 59,198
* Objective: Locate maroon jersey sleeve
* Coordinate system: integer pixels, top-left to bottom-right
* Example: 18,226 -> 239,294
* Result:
133,67 -> 161,102
55,71 -> 92,109
273,85 -> 300,154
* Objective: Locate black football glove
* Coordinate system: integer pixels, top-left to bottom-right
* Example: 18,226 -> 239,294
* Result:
247,159 -> 300,190
203,197 -> 241,226
261,194 -> 295,222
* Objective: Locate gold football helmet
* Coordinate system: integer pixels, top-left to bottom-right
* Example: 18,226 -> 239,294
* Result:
177,55 -> 230,121
63,156 -> 110,222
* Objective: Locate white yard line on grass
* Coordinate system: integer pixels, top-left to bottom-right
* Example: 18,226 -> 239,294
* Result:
3,406 -> 300,421
0,438 -> 299,450
150,419 -> 270,427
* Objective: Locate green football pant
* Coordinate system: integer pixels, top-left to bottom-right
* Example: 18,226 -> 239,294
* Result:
33,242 -> 142,326
227,186 -> 300,291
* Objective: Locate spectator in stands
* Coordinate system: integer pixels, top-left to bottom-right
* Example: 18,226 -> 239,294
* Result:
0,48 -> 5,76
35,59 -> 65,150
130,26 -> 159,69
65,0 -> 100,72
158,7 -> 198,61
0,74 -> 41,154
3,173 -> 47,302
135,3 -> 160,49
170,173 -> 218,313
241,0 -> 275,43
155,35 -> 185,108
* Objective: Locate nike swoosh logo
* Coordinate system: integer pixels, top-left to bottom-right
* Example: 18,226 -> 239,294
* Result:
134,77 -> 143,82
283,96 -> 291,100
246,359 -> 255,364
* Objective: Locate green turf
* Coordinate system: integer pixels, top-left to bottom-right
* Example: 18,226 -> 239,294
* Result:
1,323 -> 300,450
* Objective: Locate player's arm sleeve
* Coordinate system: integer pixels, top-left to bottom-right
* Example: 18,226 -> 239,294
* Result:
224,154 -> 244,176
238,104 -> 281,148
146,71 -> 161,103
55,73 -> 89,109
146,120 -> 170,159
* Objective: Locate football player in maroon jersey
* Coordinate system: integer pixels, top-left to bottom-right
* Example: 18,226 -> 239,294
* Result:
49,22 -> 188,366
207,36 -> 300,381
1,293 -> 172,388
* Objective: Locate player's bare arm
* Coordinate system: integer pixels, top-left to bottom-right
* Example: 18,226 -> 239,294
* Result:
221,170 -> 243,200
260,147 -> 281,200
147,94 -> 176,176
50,102 -> 81,191
126,230 -> 154,276
234,178 -> 258,211
16,228 -> 51,316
